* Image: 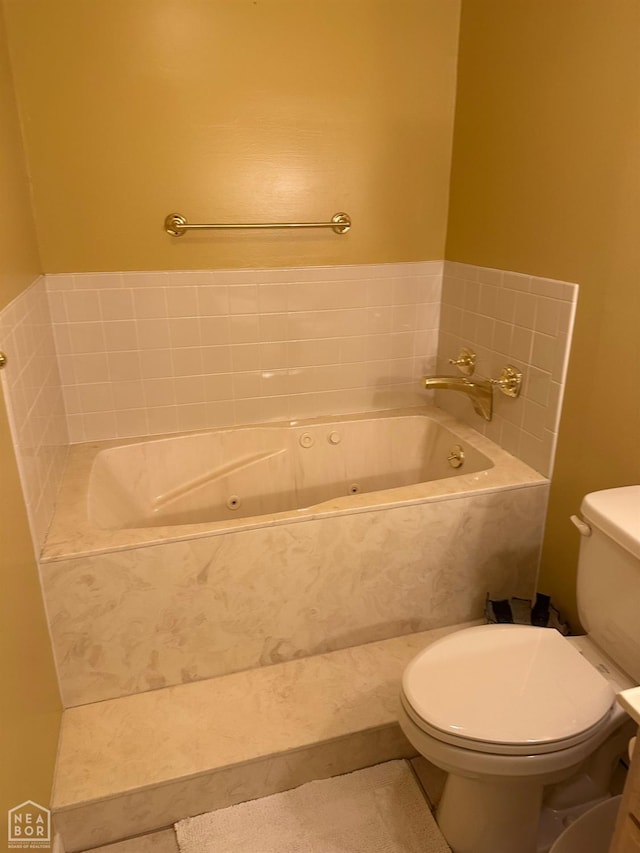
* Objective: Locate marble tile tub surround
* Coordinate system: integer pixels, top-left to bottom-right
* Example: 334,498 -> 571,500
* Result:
46,261 -> 442,443
0,275 -> 68,549
52,624 -> 470,852
42,481 -> 548,707
436,262 -> 578,477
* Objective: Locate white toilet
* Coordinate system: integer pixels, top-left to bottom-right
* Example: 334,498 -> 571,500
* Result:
398,485 -> 640,853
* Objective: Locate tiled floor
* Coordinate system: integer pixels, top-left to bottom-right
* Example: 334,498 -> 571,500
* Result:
82,758 -> 446,853
80,755 -> 629,853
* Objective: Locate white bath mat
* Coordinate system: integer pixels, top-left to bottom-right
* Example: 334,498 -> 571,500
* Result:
174,760 -> 450,853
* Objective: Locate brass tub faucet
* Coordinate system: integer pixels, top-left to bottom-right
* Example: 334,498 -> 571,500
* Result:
422,361 -> 522,422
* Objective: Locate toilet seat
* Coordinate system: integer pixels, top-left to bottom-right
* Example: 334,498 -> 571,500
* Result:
402,624 -> 616,756
400,690 -> 618,756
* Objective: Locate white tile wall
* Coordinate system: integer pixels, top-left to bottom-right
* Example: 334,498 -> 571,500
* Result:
436,262 -> 578,476
0,277 -> 69,550
46,262 -> 443,442
0,260 -> 577,558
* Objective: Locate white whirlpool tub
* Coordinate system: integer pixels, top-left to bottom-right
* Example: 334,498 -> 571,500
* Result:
88,410 -> 495,529
41,407 -> 549,707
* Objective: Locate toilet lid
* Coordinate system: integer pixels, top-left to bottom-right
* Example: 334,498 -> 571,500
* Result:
402,624 -> 615,748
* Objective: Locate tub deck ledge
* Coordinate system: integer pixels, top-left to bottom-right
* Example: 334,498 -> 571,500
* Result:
52,621 -> 478,852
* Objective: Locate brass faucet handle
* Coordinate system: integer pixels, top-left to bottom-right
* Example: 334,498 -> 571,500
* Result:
447,348 -> 476,376
491,365 -> 523,398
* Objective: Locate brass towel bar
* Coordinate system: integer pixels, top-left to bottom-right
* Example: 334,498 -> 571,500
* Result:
164,212 -> 351,237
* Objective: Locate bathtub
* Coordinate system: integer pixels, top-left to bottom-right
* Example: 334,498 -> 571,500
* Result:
88,410 -> 494,530
41,406 -> 549,706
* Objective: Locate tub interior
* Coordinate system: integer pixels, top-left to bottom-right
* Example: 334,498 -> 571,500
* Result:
88,414 -> 493,529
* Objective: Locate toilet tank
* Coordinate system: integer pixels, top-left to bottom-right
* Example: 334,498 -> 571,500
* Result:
576,486 -> 640,682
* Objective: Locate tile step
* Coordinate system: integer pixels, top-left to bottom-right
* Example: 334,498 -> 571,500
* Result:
53,622 -> 473,851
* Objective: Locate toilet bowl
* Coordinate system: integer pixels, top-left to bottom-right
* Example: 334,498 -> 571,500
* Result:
398,486 -> 640,853
398,624 -> 630,853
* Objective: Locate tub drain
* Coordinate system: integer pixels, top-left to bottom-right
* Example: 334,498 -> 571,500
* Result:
349,483 -> 361,494
447,445 -> 465,469
226,495 -> 241,510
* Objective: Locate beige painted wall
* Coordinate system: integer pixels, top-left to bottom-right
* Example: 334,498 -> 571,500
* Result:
4,0 -> 460,273
0,6 -> 61,839
446,0 -> 640,627
0,9 -> 41,304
